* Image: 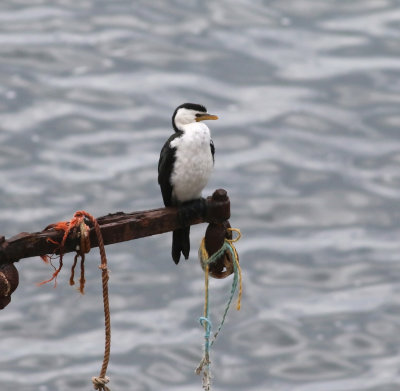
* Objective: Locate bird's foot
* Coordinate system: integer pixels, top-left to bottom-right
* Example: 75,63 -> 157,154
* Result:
178,198 -> 207,227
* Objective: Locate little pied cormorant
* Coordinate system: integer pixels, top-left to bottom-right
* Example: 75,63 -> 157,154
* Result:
158,103 -> 218,264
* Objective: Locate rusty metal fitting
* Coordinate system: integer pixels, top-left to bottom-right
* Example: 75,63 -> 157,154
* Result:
201,188 -> 235,279
206,189 -> 230,223
202,220 -> 234,279
0,263 -> 19,309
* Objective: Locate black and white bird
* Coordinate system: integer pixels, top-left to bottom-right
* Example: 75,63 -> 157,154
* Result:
158,103 -> 218,264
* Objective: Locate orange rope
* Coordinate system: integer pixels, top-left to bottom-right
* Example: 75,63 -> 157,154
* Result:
39,210 -> 112,390
38,214 -> 86,287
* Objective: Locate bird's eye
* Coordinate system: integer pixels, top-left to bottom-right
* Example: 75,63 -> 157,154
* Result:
195,113 -> 202,117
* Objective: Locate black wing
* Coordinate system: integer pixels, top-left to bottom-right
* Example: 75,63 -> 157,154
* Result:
158,132 -> 181,206
210,139 -> 215,164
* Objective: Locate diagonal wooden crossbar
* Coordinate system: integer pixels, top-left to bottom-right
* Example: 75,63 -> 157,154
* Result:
0,189 -> 230,266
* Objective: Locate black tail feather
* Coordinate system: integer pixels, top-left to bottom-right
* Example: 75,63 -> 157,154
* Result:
172,227 -> 190,264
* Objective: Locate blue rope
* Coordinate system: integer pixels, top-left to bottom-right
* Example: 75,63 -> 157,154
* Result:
210,244 -> 239,346
199,241 -> 239,356
199,315 -> 212,372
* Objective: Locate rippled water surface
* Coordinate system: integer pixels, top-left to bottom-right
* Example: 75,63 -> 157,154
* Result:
1,1 -> 400,390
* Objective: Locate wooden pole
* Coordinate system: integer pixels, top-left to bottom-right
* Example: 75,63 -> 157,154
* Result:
0,189 -> 230,266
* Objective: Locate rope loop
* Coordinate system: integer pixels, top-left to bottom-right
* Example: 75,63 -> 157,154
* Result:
78,220 -> 91,254
199,316 -> 212,329
227,227 -> 241,242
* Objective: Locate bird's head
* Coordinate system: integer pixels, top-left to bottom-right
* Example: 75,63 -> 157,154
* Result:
172,103 -> 218,132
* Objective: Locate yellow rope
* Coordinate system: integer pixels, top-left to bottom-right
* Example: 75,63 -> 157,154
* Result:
226,228 -> 242,310
198,228 -> 242,312
204,263 -> 209,321
200,237 -> 208,261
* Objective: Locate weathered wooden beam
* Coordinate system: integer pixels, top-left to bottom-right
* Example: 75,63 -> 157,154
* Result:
0,189 -> 230,266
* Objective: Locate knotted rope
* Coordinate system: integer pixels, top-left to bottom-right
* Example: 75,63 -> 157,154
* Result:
90,212 -> 112,391
92,376 -> 110,391
196,228 -> 242,390
39,211 -> 112,391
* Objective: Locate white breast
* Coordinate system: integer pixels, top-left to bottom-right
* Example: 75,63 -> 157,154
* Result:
170,122 -> 214,203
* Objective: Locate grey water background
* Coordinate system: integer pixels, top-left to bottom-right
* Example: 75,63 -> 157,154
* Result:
1,1 -> 400,390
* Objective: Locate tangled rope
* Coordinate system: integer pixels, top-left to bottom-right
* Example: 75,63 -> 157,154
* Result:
69,220 -> 91,294
39,210 -> 112,391
39,212 -> 90,292
196,228 -> 242,391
